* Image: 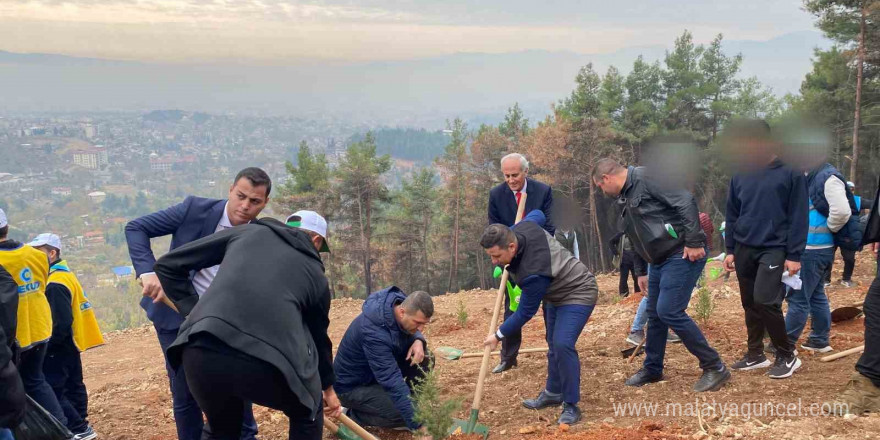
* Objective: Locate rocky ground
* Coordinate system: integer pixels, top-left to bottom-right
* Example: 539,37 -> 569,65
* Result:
83,252 -> 880,440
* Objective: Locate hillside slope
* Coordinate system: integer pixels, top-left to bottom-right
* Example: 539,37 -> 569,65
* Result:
83,255 -> 880,439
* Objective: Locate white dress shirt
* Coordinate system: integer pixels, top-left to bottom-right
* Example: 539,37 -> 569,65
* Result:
191,202 -> 233,296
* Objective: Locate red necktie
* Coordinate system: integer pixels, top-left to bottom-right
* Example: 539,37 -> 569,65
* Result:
515,191 -> 522,207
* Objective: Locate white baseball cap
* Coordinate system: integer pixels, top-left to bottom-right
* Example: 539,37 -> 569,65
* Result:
286,210 -> 330,252
0,208 -> 6,229
28,233 -> 62,251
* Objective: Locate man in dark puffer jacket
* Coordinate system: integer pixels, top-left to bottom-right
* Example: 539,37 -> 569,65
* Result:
334,287 -> 433,434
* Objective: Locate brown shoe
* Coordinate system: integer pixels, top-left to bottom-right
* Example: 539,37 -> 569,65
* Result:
832,373 -> 880,415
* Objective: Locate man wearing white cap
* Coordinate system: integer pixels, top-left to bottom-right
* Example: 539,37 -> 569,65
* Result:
153,212 -> 340,440
286,210 -> 331,253
29,233 -> 103,440
0,209 -> 67,429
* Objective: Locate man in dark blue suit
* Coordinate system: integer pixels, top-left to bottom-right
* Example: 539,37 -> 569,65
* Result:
125,167 -> 271,440
487,153 -> 554,373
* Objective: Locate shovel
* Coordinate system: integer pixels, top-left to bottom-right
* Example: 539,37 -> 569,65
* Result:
831,301 -> 864,323
449,192 -> 528,439
327,413 -> 380,440
436,346 -> 548,361
324,417 -> 361,440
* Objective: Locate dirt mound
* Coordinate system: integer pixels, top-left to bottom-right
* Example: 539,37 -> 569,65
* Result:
81,252 -> 879,439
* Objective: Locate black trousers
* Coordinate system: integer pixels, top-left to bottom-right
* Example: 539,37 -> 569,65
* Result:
338,354 -> 431,429
44,347 -> 89,433
825,247 -> 857,283
619,251 -> 641,295
734,244 -> 795,356
181,338 -> 321,440
856,259 -> 880,387
501,293 -> 522,364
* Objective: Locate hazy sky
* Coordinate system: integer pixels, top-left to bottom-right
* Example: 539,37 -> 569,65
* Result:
0,0 -> 818,62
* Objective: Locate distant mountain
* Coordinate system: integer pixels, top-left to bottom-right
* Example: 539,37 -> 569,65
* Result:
0,32 -> 831,127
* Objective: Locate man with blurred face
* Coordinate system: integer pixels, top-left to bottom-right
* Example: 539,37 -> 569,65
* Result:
721,120 -> 809,380
125,167 -> 271,440
776,120 -> 853,358
593,157 -> 729,393
487,153 -> 554,374
333,289 -> 434,434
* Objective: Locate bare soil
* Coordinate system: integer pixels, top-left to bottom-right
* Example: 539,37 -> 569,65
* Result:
83,252 -> 880,439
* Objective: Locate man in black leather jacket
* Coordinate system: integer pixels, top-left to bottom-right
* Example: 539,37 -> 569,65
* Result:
593,158 -> 729,393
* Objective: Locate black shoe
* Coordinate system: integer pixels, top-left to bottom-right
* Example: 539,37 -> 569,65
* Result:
625,369 -> 663,387
731,353 -> 772,371
694,365 -> 730,392
522,390 -> 563,410
492,360 -> 517,374
558,403 -> 581,425
768,353 -> 802,379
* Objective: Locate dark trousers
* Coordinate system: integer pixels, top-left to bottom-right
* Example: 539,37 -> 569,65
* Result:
156,328 -> 258,440
338,354 -> 432,429
18,343 -> 66,426
644,251 -> 723,376
785,247 -> 834,347
826,247 -> 857,283
543,303 -> 593,404
43,347 -> 88,433
619,251 -> 641,295
734,244 -> 795,356
501,293 -> 522,364
856,259 -> 880,387
181,342 -> 321,440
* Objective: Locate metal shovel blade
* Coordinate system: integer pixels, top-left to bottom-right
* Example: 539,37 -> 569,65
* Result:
333,425 -> 361,440
436,346 -> 465,360
831,306 -> 863,323
449,410 -> 490,439
620,344 -> 644,359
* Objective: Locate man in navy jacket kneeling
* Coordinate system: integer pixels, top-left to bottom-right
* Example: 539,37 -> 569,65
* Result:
334,287 -> 433,434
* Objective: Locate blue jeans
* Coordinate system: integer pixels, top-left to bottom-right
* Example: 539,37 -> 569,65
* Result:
543,303 -> 594,404
0,429 -> 12,440
631,296 -> 648,333
156,328 -> 259,440
644,253 -> 723,376
785,247 -> 834,346
18,343 -> 66,426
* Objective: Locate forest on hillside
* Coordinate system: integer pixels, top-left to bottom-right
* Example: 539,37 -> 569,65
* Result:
279,3 -> 880,299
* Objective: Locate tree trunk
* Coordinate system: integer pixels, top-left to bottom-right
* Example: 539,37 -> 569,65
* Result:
447,188 -> 461,293
588,170 -> 606,271
423,214 -> 431,294
357,188 -> 372,298
851,3 -> 866,185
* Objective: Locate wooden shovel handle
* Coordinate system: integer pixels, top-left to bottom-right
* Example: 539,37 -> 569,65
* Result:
472,192 -> 528,411
324,417 -> 339,434
336,413 -> 379,440
160,295 -> 179,313
820,345 -> 865,362
137,277 -> 180,313
459,347 -> 549,359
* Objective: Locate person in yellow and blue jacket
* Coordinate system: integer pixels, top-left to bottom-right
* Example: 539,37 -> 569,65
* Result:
30,233 -> 102,440
0,209 -> 66,430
